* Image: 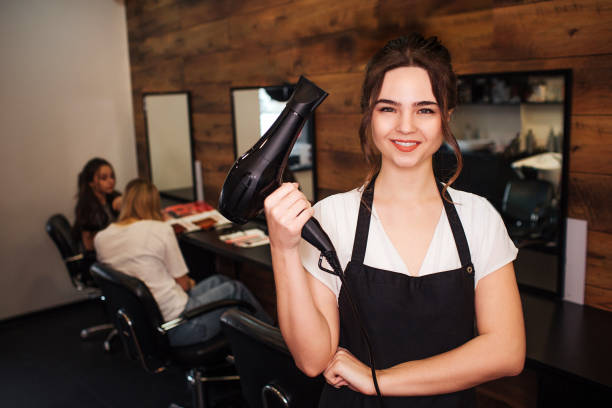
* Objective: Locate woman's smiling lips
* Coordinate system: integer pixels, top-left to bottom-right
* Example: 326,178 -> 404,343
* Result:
391,139 -> 420,152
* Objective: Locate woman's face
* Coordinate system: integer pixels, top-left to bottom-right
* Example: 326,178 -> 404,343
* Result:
89,165 -> 116,196
371,66 -> 444,172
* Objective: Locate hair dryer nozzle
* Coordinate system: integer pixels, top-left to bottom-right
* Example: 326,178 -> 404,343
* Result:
219,76 -> 328,224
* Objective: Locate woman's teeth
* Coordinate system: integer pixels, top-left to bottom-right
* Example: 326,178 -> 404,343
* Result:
394,141 -> 417,147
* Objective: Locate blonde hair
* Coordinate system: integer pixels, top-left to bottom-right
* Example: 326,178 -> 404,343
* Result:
118,179 -> 164,222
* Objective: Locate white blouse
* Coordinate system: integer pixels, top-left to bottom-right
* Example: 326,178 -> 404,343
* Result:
299,185 -> 518,300
94,220 -> 189,321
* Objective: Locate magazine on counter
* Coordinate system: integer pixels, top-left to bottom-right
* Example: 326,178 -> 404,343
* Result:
164,202 -> 231,235
218,228 -> 269,248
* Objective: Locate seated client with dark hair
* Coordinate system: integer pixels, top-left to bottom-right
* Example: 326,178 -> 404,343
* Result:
94,178 -> 272,346
73,157 -> 122,251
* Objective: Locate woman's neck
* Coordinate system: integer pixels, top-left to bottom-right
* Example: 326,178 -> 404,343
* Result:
116,217 -> 139,226
375,161 -> 439,205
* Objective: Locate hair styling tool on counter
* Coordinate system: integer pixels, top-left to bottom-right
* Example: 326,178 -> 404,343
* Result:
218,75 -> 384,405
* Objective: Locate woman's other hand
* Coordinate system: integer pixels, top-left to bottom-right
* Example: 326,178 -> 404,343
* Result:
324,347 -> 378,395
264,182 -> 314,251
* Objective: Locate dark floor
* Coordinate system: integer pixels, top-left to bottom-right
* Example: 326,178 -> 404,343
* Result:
0,299 -> 242,408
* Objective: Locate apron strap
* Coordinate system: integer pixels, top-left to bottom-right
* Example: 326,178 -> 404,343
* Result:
351,176 -> 376,264
436,182 -> 473,268
351,175 -> 473,269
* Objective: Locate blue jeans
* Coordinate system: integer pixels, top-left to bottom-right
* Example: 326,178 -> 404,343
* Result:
167,274 -> 273,346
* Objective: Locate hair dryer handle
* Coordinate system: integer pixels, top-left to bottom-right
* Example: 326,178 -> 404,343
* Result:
301,217 -> 341,273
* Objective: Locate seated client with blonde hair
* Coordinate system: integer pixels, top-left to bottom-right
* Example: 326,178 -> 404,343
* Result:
94,178 -> 272,346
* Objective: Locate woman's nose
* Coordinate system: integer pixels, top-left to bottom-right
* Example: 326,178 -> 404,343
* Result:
396,111 -> 416,134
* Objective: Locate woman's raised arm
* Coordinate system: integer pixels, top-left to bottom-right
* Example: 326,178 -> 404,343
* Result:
264,183 -> 340,376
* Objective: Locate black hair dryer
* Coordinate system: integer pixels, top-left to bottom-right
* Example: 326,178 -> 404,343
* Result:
218,76 -> 341,273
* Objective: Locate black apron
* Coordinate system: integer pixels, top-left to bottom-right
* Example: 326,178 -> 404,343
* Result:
319,179 -> 476,407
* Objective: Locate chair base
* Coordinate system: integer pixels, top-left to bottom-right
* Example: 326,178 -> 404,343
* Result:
80,323 -> 114,339
103,328 -> 118,352
187,368 -> 241,408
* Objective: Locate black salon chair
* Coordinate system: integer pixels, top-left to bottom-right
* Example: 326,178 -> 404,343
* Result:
45,214 -> 117,349
221,309 -> 324,408
90,262 -> 254,408
501,178 -> 557,246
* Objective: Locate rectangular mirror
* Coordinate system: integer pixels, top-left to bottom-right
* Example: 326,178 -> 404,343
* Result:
435,70 -> 571,296
230,84 -> 317,202
143,92 -> 196,202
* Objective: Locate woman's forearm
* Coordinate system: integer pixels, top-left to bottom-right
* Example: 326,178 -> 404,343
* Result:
378,329 -> 525,396
272,246 -> 336,377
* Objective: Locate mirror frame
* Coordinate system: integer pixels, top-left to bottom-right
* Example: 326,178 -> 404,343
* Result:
142,91 -> 197,203
229,84 -> 319,203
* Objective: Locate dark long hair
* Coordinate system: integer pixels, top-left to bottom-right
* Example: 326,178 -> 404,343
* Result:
359,33 -> 462,198
72,158 -> 116,240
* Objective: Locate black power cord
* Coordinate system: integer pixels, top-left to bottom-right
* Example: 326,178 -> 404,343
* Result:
319,250 -> 384,408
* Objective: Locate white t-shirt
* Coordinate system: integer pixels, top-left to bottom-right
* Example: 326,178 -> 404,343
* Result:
94,220 -> 189,322
299,186 -> 518,300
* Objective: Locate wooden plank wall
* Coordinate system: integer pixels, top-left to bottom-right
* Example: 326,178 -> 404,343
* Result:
125,0 -> 612,312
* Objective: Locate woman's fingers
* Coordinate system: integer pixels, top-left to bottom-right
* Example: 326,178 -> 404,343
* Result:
263,182 -> 300,211
264,183 -> 314,250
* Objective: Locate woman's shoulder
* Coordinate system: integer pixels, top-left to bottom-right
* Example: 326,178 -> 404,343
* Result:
445,185 -> 503,224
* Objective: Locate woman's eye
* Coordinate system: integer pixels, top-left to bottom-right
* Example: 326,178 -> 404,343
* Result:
379,106 -> 395,113
418,108 -> 436,114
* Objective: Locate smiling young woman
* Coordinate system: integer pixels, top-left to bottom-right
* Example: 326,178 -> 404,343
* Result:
264,33 -> 525,407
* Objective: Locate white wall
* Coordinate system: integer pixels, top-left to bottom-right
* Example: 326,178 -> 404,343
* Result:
0,0 -> 137,319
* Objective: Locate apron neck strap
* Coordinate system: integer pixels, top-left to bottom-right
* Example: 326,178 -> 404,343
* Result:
351,175 -> 473,268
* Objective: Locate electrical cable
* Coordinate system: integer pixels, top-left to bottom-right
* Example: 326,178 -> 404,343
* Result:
319,250 -> 385,408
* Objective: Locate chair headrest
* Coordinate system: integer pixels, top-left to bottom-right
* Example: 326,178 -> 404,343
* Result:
46,214 -> 79,258
220,309 -> 289,355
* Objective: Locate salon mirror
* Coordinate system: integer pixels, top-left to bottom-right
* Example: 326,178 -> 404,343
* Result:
230,84 -> 317,202
435,70 -> 571,297
143,92 -> 196,202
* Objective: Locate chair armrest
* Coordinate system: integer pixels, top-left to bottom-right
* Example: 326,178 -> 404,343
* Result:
159,299 -> 256,333
182,299 -> 256,319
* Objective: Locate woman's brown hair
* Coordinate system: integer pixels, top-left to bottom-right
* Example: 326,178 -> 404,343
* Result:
359,33 -> 462,198
118,179 -> 164,222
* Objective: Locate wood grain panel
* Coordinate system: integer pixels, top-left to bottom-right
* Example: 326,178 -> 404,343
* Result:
130,20 -> 229,66
130,58 -> 184,92
192,113 -> 233,145
586,230 -> 612,290
126,0 -> 177,20
317,150 -> 367,193
190,82 -> 233,114
184,31 -> 380,85
194,141 -> 234,171
308,72 -> 364,114
585,285 -> 612,312
567,172 -> 612,234
228,0 -> 378,48
126,3 -> 181,42
491,0 -> 612,60
178,0 -> 235,29
422,9 -> 494,65
316,113 -> 363,154
570,115 -> 612,175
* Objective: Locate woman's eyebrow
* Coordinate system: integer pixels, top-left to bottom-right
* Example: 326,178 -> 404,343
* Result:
374,98 -> 399,106
415,101 -> 438,107
374,99 -> 438,107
